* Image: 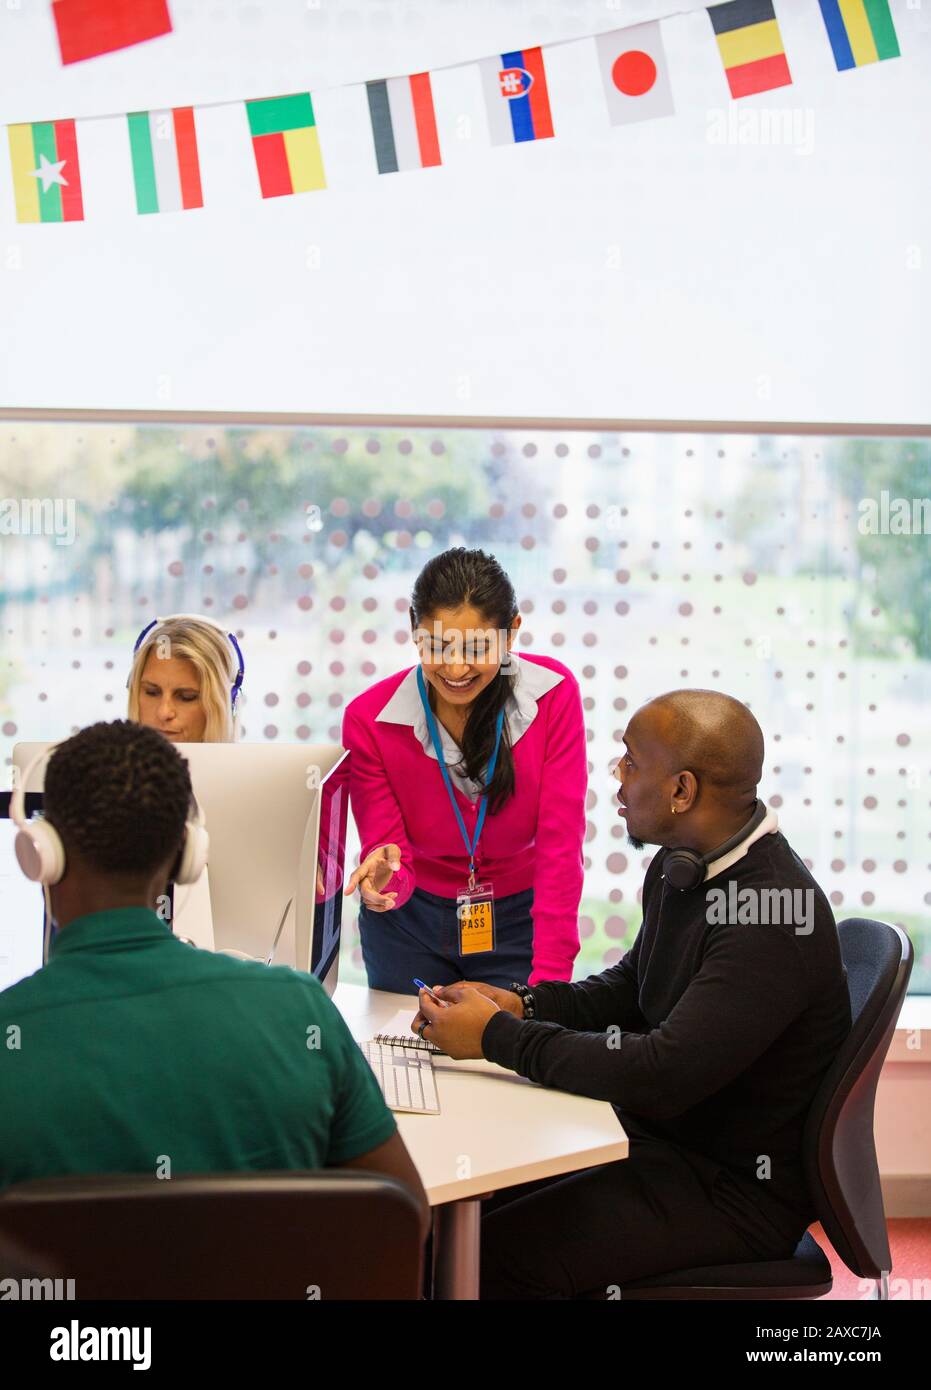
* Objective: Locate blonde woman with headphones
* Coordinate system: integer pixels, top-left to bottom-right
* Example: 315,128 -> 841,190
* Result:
125,613 -> 334,905
125,613 -> 328,901
126,614 -> 245,743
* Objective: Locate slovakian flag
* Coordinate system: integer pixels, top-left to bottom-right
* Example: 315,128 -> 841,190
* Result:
480,48 -> 554,145
246,93 -> 326,198
596,22 -> 675,125
52,0 -> 172,65
127,108 -> 203,214
817,0 -> 900,72
708,0 -> 792,99
366,73 -> 442,174
7,119 -> 84,222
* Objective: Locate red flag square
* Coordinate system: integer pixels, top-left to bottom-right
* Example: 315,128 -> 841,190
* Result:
53,0 -> 172,65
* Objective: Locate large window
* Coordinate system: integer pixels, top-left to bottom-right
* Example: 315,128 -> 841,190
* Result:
1,423 -> 927,991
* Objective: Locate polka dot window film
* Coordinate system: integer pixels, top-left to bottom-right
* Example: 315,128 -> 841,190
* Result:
0,424 -> 928,991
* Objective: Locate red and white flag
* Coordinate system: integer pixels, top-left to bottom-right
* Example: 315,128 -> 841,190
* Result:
596,21 -> 675,126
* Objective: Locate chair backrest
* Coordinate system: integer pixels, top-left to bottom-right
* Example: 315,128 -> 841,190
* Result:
0,1170 -> 424,1299
803,918 -> 913,1279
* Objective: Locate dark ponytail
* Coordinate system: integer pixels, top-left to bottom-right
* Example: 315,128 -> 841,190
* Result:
410,548 -> 518,814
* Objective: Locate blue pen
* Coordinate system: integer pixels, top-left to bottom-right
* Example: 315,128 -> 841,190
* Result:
413,978 -> 450,1007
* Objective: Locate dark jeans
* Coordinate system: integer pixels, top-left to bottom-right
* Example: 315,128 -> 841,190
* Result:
480,1115 -> 809,1300
359,886 -> 534,994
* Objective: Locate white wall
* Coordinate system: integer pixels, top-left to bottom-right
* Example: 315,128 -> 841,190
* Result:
1,0 -> 928,424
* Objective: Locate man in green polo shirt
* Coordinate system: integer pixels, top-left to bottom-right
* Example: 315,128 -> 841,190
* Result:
0,720 -> 428,1236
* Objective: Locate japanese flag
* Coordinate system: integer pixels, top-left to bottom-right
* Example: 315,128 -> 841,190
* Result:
596,21 -> 675,126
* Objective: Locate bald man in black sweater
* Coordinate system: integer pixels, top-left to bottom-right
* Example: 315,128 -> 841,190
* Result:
414,689 -> 852,1299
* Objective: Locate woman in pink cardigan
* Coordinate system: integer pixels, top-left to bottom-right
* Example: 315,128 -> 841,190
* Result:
342,548 -> 587,994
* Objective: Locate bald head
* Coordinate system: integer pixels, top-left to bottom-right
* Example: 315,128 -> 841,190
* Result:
614,689 -> 765,855
643,689 -> 763,800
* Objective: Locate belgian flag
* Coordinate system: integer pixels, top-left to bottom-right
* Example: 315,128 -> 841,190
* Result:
708,0 -> 792,99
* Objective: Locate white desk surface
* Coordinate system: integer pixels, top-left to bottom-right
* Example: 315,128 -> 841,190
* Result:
334,982 -> 629,1206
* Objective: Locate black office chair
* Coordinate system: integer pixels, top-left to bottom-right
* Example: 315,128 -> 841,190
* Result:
618,917 -> 913,1300
0,1170 -> 424,1299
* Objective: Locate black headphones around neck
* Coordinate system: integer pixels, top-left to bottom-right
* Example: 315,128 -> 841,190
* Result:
662,800 -> 768,892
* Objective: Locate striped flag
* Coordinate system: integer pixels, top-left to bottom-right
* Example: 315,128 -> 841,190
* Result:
7,120 -> 84,223
480,47 -> 554,145
596,22 -> 675,125
53,0 -> 172,66
246,93 -> 326,198
366,73 -> 441,174
127,108 -> 203,214
817,0 -> 900,71
707,0 -> 792,99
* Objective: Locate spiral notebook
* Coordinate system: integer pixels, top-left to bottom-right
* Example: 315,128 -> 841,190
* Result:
368,1010 -> 517,1079
372,1030 -> 441,1054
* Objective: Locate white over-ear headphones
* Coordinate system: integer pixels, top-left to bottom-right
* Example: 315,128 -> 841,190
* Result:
172,796 -> 210,886
10,742 -> 210,887
10,744 -> 66,885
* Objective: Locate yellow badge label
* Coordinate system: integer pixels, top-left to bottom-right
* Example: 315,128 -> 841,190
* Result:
458,898 -> 495,955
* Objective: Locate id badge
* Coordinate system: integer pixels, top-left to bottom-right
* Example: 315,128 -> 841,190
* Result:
456,881 -> 496,956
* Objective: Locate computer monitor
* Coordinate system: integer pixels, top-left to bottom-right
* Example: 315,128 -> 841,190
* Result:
0,791 -> 47,993
12,742 -> 350,997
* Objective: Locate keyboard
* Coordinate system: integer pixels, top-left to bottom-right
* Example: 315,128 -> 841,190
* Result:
361,1040 -> 440,1114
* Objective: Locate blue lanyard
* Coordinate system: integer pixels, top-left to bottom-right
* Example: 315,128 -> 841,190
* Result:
416,665 -> 505,890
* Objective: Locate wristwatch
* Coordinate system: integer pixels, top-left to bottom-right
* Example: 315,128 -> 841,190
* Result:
509,982 -> 536,1020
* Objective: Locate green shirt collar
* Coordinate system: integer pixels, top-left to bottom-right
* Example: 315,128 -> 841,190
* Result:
49,906 -> 173,958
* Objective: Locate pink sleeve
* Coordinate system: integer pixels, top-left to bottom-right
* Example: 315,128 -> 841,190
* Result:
341,703 -> 416,910
527,673 -> 587,985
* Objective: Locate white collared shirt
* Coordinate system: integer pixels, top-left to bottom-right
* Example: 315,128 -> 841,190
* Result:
374,655 -> 565,802
703,805 -> 780,882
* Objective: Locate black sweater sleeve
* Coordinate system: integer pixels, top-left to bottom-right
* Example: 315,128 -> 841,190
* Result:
529,852 -> 663,1032
482,916 -> 809,1121
531,930 -> 647,1033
